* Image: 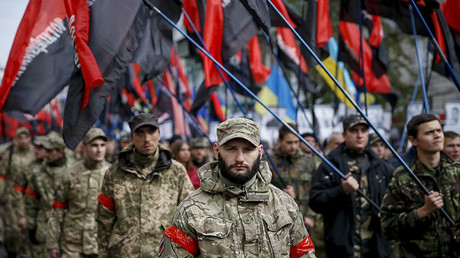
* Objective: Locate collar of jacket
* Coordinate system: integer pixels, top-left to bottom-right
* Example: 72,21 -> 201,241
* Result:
198,160 -> 272,202
118,144 -> 172,179
411,152 -> 454,176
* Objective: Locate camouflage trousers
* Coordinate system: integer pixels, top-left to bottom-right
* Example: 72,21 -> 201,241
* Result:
61,248 -> 97,258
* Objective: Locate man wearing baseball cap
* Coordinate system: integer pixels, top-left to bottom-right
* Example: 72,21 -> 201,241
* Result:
47,128 -> 111,258
96,113 -> 194,257
160,118 -> 316,257
310,114 -> 394,257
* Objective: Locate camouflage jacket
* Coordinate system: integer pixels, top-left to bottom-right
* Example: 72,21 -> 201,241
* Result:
46,159 -> 110,254
96,144 -> 194,258
269,148 -> 317,218
24,156 -> 72,243
159,161 -> 316,257
0,145 -> 35,216
380,153 -> 460,257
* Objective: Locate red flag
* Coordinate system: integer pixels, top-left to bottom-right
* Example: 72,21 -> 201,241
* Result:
441,0 -> 460,32
64,0 -> 104,111
162,70 -> 187,135
248,36 -> 271,84
316,0 -> 333,48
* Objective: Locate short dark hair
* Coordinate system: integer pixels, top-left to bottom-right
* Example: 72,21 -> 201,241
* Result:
279,123 -> 298,140
444,131 -> 459,139
406,113 -> 440,138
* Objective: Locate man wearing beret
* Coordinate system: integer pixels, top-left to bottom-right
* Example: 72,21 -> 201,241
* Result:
159,118 -> 316,257
96,113 -> 194,257
24,131 -> 73,257
47,128 -> 111,258
310,114 -> 393,258
0,127 -> 35,257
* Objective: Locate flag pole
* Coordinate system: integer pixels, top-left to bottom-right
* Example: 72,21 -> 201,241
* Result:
358,0 -> 368,115
153,4 -> 382,212
266,0 -> 454,225
409,0 -> 460,92
409,4 -> 429,113
261,30 -> 326,156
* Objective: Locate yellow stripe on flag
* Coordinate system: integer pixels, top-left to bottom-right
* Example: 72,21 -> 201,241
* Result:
254,86 -> 278,115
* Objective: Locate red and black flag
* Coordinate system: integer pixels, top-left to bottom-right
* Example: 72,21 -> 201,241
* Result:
63,0 -> 181,149
0,0 -> 73,115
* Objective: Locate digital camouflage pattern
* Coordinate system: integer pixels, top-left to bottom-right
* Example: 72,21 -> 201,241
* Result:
380,153 -> 460,257
96,144 -> 194,258
159,160 -> 315,257
24,156 -> 72,255
270,148 -> 317,219
47,159 -> 110,256
190,137 -> 209,148
216,118 -> 260,147
0,144 -> 35,254
342,114 -> 368,131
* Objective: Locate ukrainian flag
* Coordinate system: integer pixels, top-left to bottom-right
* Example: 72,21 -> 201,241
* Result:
254,64 -> 296,122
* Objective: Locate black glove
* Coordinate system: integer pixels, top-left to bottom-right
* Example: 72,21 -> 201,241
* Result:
28,228 -> 39,245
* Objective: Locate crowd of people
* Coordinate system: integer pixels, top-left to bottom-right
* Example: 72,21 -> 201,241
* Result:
0,113 -> 458,257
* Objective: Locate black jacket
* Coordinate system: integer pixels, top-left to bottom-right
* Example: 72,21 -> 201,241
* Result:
310,143 -> 393,258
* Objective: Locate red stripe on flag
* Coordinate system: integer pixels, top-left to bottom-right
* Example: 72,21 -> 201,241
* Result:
369,16 -> 383,48
442,0 -> 460,32
248,37 -> 271,84
183,0 -> 201,33
202,0 -> 227,87
271,0 -> 297,28
64,0 -> 104,111
25,188 -> 37,199
97,193 -> 115,211
316,0 -> 333,47
14,186 -> 25,193
290,235 -> 315,258
52,200 -> 68,209
210,92 -> 225,122
164,225 -> 199,256
0,175 -> 6,180
431,12 -> 445,64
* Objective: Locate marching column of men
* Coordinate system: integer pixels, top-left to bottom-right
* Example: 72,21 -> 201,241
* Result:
0,113 -> 458,257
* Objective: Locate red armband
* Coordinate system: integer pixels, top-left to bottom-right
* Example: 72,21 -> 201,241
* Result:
14,186 -> 25,193
97,193 -> 115,211
290,235 -> 315,258
0,174 -> 6,180
164,225 -> 199,256
52,200 -> 67,209
25,187 -> 37,198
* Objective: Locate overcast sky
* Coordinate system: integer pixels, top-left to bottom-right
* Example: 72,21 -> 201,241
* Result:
0,0 -> 28,68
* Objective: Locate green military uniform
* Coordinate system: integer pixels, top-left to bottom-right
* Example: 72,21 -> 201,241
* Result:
380,153 -> 460,257
270,148 -> 317,220
0,142 -> 35,255
0,142 -> 13,246
47,159 -> 110,257
96,144 -> 194,257
160,161 -> 315,257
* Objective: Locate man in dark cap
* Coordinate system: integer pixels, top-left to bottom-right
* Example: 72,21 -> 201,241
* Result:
310,114 -> 394,258
159,118 -> 316,257
96,113 -> 194,257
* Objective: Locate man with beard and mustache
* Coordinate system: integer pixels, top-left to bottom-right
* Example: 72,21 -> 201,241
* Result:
159,118 -> 316,257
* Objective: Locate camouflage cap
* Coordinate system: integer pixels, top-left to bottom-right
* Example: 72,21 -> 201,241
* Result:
16,127 -> 30,137
42,131 -> 66,150
369,133 -> 383,145
190,137 -> 208,148
82,128 -> 107,144
128,113 -> 159,132
33,135 -> 47,147
120,134 -> 131,142
343,114 -> 369,131
217,118 -> 260,147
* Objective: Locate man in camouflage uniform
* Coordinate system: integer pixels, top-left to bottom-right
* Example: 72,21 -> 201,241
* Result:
96,113 -> 194,257
0,127 -> 35,257
17,135 -> 48,256
381,114 -> 460,257
24,131 -> 73,257
190,137 -> 211,168
159,118 -> 316,257
310,114 -> 393,258
47,128 -> 111,258
270,124 -> 317,230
